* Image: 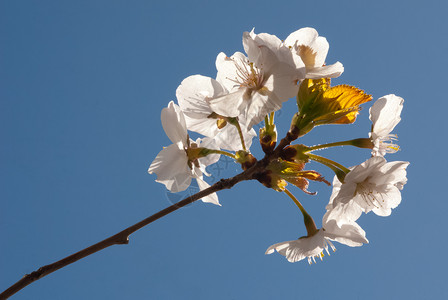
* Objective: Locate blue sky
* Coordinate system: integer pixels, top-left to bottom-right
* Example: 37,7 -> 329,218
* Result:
1,0 -> 447,299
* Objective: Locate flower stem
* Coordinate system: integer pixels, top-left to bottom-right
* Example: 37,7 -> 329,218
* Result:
284,188 -> 305,213
284,189 -> 318,236
233,119 -> 247,151
207,149 -> 236,159
307,153 -> 350,174
306,138 -> 373,152
307,153 -> 349,183
307,140 -> 358,151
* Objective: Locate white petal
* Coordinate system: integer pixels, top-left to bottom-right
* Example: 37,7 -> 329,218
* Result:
216,51 -> 248,92
311,36 -> 330,67
242,31 -> 263,67
241,75 -> 287,128
176,75 -> 227,137
183,114 -> 218,139
266,230 -> 327,263
353,161 -> 407,216
244,30 -> 283,59
161,101 -> 188,146
208,89 -> 246,118
246,94 -> 278,128
345,156 -> 387,184
243,31 -> 283,74
260,42 -> 304,81
268,62 -> 301,100
191,164 -> 203,179
287,28 -> 323,69
266,241 -> 290,255
304,62 -> 344,79
377,161 -> 409,186
371,186 -> 402,216
326,175 -> 343,209
197,137 -> 221,167
285,28 -> 342,78
213,122 -> 256,151
370,94 -> 404,138
324,200 -> 363,224
323,218 -> 368,247
148,144 -> 192,193
330,180 -> 357,206
284,27 -> 319,48
196,177 -> 221,206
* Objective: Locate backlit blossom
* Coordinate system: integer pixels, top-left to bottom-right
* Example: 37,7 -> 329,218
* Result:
266,229 -> 334,264
284,27 -> 344,79
148,101 -> 220,205
176,75 -> 256,151
324,175 -> 364,225
209,30 -> 303,128
266,209 -> 367,264
328,156 -> 409,218
369,94 -> 404,156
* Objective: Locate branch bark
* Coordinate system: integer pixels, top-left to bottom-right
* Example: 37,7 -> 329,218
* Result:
0,166 -> 258,299
1,126 -> 297,299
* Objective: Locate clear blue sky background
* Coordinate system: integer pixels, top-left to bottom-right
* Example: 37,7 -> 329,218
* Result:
1,1 -> 447,299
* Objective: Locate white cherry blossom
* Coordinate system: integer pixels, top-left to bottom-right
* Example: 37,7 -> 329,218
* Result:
148,101 -> 220,205
369,94 -> 404,156
266,210 -> 367,264
266,229 -> 334,264
324,175 -> 364,225
284,27 -> 344,79
176,74 -> 256,151
328,156 -> 409,218
209,30 -> 303,128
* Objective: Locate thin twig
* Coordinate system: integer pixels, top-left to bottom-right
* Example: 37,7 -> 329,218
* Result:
0,167 -> 258,299
1,125 -> 299,299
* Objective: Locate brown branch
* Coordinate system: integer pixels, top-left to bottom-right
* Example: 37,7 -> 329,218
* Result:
0,127 -> 298,299
0,166 -> 259,299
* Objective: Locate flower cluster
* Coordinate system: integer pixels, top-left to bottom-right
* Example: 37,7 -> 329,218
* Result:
148,28 -> 409,264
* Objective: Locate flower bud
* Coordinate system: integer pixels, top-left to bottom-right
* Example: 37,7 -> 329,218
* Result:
235,150 -> 257,170
288,113 -> 314,141
280,144 -> 310,163
259,125 -> 277,153
255,170 -> 288,192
